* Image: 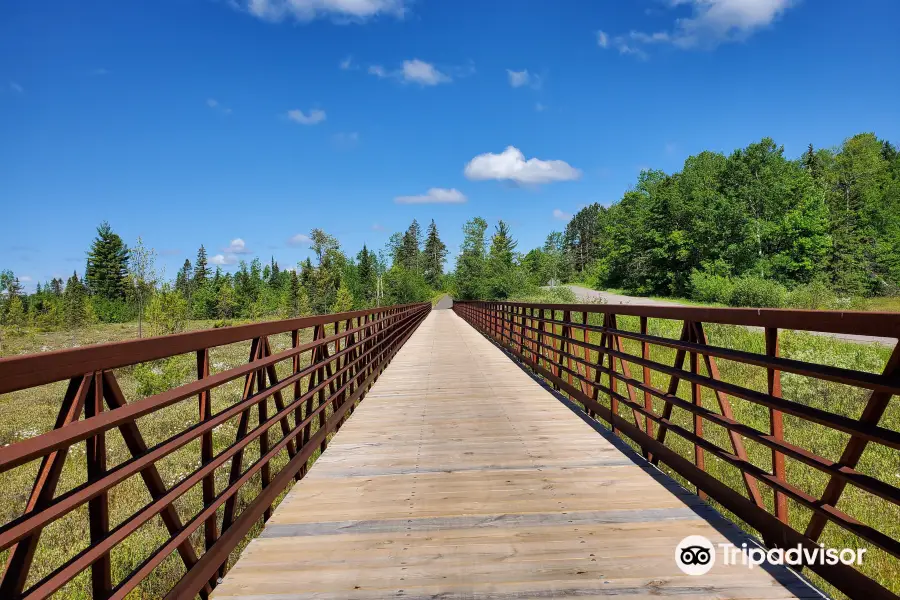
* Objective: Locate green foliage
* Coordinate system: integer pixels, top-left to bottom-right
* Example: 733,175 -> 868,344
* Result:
728,276 -> 788,308
785,279 -> 838,310
454,217 -> 489,300
2,294 -> 27,335
146,285 -> 189,336
133,357 -> 190,397
63,271 -> 95,331
422,220 -> 448,288
331,283 -> 354,313
689,270 -> 735,305
90,296 -> 133,323
85,221 -> 130,301
384,267 -> 431,305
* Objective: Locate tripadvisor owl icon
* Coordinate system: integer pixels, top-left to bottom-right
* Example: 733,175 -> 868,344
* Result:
676,535 -> 716,575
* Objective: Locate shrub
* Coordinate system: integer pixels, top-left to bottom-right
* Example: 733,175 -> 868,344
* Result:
728,276 -> 787,308
785,280 -> 837,310
146,286 -> 189,336
133,356 -> 190,397
90,297 -> 134,323
689,270 -> 735,305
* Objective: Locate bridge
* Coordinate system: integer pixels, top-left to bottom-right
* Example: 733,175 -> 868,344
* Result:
0,301 -> 898,599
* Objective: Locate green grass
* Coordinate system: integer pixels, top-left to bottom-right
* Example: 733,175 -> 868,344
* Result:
0,319 -> 358,598
503,309 -> 899,598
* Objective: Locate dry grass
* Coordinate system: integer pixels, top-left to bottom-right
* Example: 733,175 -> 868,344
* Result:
510,311 -> 899,598
0,319 -> 357,599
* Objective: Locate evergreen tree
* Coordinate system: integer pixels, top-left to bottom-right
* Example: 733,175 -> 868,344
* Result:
422,220 -> 448,288
489,221 -> 517,269
455,217 -> 489,300
194,245 -> 209,284
357,245 -> 378,306
269,257 -> 281,286
85,221 -> 130,299
176,259 -> 193,297
399,220 -> 423,272
50,277 -> 63,296
331,283 -> 354,313
63,271 -> 91,332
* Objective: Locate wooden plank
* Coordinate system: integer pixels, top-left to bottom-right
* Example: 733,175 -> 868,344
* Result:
213,311 -> 820,600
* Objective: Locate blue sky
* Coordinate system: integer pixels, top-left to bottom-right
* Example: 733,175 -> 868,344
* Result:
3,0 -> 899,290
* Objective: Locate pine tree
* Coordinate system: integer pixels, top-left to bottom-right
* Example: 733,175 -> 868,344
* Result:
400,220 -> 423,272
422,220 -> 448,288
489,220 -> 517,269
176,259 -> 193,297
85,221 -> 130,299
50,278 -> 63,296
270,257 -> 281,286
63,271 -> 91,332
357,245 -> 378,305
194,245 -> 209,284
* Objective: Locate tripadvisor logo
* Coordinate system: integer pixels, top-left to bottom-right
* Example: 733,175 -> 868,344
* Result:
676,535 -> 715,575
676,534 -> 867,575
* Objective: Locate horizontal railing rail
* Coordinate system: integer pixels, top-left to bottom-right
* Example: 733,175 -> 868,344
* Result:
454,300 -> 900,600
0,303 -> 431,599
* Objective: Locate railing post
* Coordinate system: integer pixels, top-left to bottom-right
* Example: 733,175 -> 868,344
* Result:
766,327 -> 788,524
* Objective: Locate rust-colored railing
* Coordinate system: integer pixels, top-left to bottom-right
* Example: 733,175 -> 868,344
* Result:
0,302 -> 430,599
454,300 -> 900,600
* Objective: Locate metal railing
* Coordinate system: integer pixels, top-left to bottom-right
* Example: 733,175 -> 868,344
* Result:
0,303 -> 430,599
454,300 -> 900,600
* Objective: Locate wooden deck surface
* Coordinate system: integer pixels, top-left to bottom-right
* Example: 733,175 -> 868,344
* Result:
213,309 -> 822,599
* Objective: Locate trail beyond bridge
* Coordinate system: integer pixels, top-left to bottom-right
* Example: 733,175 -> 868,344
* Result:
0,302 -> 898,599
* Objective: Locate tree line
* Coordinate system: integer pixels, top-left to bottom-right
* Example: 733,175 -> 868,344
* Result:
0,219 -> 451,343
455,132 -> 899,309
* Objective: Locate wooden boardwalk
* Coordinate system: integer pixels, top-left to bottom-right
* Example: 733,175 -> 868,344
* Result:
213,310 -> 821,599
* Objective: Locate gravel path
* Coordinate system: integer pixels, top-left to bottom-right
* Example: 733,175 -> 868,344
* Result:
559,285 -> 896,347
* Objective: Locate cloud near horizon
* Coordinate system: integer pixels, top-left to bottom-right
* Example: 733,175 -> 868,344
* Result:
287,233 -> 312,246
464,146 -> 581,185
394,188 -> 467,204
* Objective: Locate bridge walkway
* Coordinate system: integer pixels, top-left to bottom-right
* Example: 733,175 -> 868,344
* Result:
213,310 -> 819,599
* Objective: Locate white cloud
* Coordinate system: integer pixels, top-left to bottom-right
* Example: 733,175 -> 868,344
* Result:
237,0 -> 407,23
553,209 -> 572,221
401,59 -> 450,85
207,98 -> 232,114
288,233 -> 312,246
287,108 -> 326,125
507,69 -> 530,88
368,59 -> 452,85
535,102 -> 547,112
394,188 -> 468,205
339,55 -> 356,70
19,275 -> 32,282
332,131 -> 360,148
596,30 -> 609,48
210,254 -> 238,266
10,81 -> 23,93
604,0 -> 795,56
506,69 -> 542,90
464,146 -> 581,185
223,238 -> 250,254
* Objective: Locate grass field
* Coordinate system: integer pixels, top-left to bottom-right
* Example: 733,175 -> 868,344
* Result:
0,318 -> 364,598
496,310 -> 899,599
1,310 -> 898,598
